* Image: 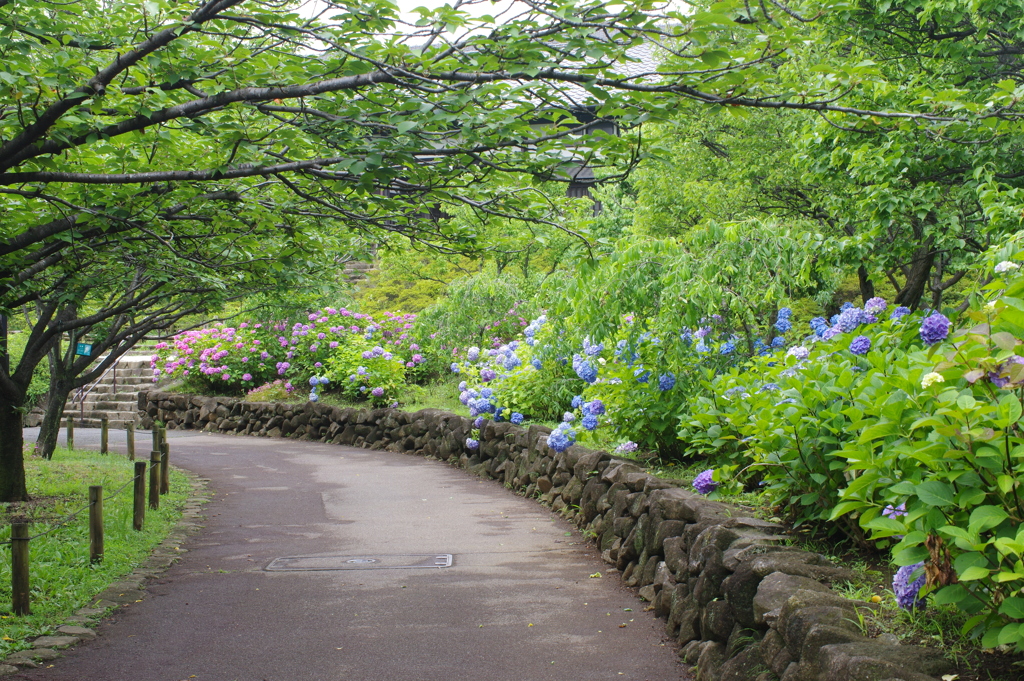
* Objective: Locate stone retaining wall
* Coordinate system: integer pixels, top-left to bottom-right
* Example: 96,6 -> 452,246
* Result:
141,391 -> 952,681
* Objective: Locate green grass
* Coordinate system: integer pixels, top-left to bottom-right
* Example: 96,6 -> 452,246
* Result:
0,446 -> 191,655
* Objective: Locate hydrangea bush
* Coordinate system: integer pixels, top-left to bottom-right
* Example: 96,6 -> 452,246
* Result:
152,307 -> 429,405
682,257 -> 1024,650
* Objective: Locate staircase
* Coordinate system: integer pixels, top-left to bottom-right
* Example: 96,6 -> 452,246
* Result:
63,354 -> 154,428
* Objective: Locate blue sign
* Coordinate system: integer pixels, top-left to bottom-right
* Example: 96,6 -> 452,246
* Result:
75,342 -> 93,357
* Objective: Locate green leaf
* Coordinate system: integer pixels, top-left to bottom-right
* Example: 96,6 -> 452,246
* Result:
916,480 -> 955,507
934,584 -> 969,606
959,566 -> 991,581
1000,597 -> 1024,619
969,505 -> 1009,533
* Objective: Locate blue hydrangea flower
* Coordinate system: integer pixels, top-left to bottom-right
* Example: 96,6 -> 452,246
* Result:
459,391 -> 471,405
658,372 -> 676,391
531,358 -> 542,370
458,381 -> 468,391
450,363 -> 460,373
893,562 -> 926,610
474,417 -> 484,429
575,360 -> 598,383
720,340 -> 736,354
309,391 -> 319,402
547,430 -> 572,453
770,337 -> 785,348
849,335 -> 871,355
836,307 -> 868,332
309,376 -> 320,387
822,326 -> 843,340
890,306 -> 911,320
467,347 -> 480,361
774,318 -> 792,333
920,313 -> 951,345
571,395 -> 583,409
465,438 -> 480,450
585,399 -> 606,416
840,302 -> 854,311
503,355 -> 521,371
494,408 -> 504,422
777,307 -> 792,320
692,469 -> 718,495
634,369 -> 650,383
809,317 -> 830,337
582,414 -> 598,431
480,387 -> 493,399
759,383 -> 779,392
563,412 -> 575,423
510,412 -> 524,425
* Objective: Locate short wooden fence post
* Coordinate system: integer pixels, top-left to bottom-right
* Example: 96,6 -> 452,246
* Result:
100,416 -> 109,454
160,439 -> 170,495
11,523 -> 30,615
89,485 -> 103,563
148,449 -> 161,511
151,427 -> 161,453
126,422 -> 135,461
66,417 -> 74,451
133,461 -> 147,531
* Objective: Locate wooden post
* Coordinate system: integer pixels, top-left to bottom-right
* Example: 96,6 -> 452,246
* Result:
126,422 -> 135,461
151,427 -> 161,453
66,416 -> 74,451
148,449 -> 161,510
133,462 -> 146,531
88,485 -> 103,563
100,416 -> 109,454
11,523 -> 30,615
160,439 -> 170,495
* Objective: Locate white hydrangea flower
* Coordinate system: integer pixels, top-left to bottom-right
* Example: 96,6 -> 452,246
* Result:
995,261 -> 1019,273
921,372 -> 945,388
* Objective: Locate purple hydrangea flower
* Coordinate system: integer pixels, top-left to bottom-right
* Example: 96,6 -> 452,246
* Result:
467,347 -> 480,361
692,469 -> 718,495
242,373 -> 252,382
787,346 -> 810,361
893,562 -> 927,611
480,368 -> 497,382
510,413 -> 524,425
822,326 -> 844,341
371,387 -> 384,397
919,313 -> 951,345
890,306 -> 911,320
474,417 -> 484,429
882,503 -> 906,519
864,297 -> 888,315
585,399 -> 605,416
465,438 -> 480,450
849,335 -> 872,355
615,441 -> 638,453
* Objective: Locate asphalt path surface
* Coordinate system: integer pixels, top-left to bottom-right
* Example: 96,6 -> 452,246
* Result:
17,427 -> 689,681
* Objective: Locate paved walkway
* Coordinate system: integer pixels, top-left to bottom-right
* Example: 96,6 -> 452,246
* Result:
17,428 -> 689,681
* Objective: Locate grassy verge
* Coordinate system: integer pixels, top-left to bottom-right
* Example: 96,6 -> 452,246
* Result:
0,446 -> 190,656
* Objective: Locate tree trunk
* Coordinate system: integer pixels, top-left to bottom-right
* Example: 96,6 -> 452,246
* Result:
36,380 -> 72,461
857,265 -> 875,304
0,400 -> 29,502
36,343 -> 75,460
894,245 -> 935,310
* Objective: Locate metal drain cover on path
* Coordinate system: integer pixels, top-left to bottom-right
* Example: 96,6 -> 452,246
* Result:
265,553 -> 453,571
